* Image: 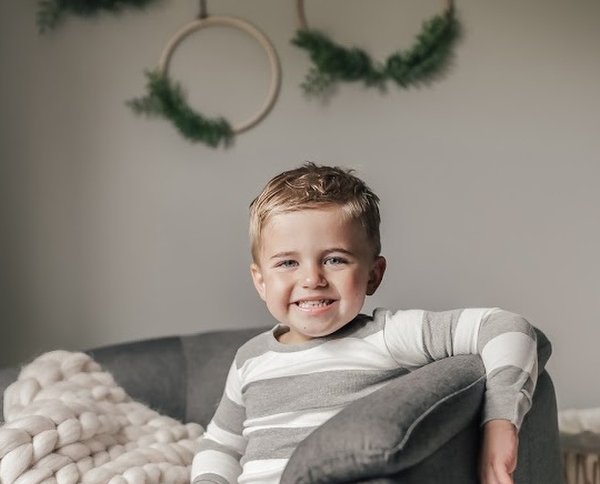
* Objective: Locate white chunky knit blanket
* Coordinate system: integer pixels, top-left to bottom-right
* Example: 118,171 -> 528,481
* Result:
0,351 -> 204,484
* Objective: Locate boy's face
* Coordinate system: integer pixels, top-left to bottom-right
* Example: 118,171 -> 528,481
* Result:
250,205 -> 386,344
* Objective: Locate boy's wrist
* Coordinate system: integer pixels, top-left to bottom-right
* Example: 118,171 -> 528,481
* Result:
480,419 -> 519,483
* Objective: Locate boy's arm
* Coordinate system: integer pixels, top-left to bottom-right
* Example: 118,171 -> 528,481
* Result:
382,307 -> 538,484
382,307 -> 538,428
191,361 -> 247,484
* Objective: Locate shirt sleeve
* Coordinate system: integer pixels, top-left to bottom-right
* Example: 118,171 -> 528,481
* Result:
191,359 -> 247,484
380,307 -> 538,430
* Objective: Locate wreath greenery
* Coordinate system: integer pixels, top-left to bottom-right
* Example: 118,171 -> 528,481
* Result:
128,15 -> 280,147
291,6 -> 460,96
36,0 -> 158,33
127,70 -> 234,148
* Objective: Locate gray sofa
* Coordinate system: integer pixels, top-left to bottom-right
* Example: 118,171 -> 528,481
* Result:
0,326 -> 563,483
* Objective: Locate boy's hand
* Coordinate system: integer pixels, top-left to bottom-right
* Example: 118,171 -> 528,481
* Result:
480,419 -> 518,484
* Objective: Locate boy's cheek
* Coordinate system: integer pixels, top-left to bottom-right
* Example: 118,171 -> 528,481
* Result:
262,277 -> 289,302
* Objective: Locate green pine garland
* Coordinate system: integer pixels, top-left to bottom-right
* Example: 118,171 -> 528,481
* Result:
127,70 -> 234,148
292,8 -> 460,96
37,0 -> 158,33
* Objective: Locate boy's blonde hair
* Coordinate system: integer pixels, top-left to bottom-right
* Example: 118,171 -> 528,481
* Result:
249,162 -> 381,262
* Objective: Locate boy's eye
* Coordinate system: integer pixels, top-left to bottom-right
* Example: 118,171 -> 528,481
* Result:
324,256 -> 348,265
276,260 -> 297,268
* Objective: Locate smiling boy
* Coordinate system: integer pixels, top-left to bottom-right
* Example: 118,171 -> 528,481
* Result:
251,205 -> 385,345
191,163 -> 537,484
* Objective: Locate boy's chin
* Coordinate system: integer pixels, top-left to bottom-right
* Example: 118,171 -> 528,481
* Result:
295,320 -> 355,339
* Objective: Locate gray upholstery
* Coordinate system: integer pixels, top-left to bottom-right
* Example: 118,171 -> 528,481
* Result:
281,355 -> 487,483
88,336 -> 187,421
180,327 -> 266,426
0,326 -> 563,483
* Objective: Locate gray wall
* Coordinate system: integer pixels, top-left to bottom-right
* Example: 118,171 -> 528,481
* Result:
1,0 -> 598,411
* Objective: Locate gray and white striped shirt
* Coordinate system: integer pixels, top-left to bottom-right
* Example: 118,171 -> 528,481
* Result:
191,307 -> 537,484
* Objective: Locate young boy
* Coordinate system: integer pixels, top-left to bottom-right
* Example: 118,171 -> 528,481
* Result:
191,163 -> 538,484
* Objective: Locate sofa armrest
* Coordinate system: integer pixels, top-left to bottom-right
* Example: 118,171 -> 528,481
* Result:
282,328 -> 554,484
535,327 -> 552,374
282,355 -> 486,483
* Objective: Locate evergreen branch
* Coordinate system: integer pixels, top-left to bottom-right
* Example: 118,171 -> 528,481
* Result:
386,9 -> 460,87
292,8 -> 460,95
36,0 -> 62,33
37,0 -> 159,33
127,70 -> 234,148
292,29 -> 385,95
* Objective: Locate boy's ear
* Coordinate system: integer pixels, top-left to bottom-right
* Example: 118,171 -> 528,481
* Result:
250,262 -> 267,301
366,256 -> 387,296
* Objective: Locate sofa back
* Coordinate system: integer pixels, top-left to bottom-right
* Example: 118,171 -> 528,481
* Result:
87,326 -> 267,426
2,325 -> 552,428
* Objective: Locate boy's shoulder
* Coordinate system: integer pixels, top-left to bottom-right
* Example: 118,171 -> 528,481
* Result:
234,327 -> 275,368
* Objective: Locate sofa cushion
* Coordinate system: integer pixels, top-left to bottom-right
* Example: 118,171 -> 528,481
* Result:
281,355 -> 486,483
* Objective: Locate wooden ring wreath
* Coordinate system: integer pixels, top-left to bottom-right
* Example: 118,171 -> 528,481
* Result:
128,16 -> 281,147
292,0 -> 459,96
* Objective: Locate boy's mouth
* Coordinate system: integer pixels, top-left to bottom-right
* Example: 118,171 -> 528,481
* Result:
294,299 -> 335,308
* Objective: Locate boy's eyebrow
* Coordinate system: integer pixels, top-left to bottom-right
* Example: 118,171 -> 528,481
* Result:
269,248 -> 356,260
323,248 -> 356,257
270,250 -> 296,259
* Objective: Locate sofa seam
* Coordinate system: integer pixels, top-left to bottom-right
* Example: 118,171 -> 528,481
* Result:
394,373 -> 487,453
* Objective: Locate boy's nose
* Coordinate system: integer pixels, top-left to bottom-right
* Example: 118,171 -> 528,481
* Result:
301,265 -> 327,288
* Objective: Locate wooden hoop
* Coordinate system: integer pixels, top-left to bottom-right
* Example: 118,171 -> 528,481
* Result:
296,0 -> 454,31
158,16 -> 281,135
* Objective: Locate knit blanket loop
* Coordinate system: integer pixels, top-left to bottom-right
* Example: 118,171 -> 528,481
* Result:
0,351 -> 204,484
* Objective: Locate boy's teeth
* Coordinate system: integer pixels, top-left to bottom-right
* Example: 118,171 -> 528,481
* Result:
297,300 -> 332,308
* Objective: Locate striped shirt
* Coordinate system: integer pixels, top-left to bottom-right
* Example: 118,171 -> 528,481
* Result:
191,307 -> 538,484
